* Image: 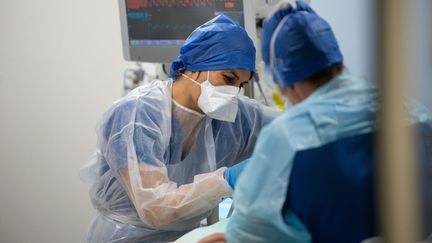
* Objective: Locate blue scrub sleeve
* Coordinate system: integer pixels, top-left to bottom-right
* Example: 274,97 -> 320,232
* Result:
226,124 -> 312,243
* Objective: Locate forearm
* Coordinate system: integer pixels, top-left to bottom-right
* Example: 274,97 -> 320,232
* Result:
119,165 -> 232,228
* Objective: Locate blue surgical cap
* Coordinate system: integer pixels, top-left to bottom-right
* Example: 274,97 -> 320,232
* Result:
170,14 -> 256,78
261,1 -> 343,87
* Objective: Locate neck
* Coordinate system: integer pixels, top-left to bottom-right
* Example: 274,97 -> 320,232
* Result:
172,77 -> 203,113
284,81 -> 320,105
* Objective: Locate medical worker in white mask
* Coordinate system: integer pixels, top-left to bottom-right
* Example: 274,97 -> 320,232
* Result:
80,14 -> 280,243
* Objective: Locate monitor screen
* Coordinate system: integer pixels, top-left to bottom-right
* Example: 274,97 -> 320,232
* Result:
119,0 -> 255,63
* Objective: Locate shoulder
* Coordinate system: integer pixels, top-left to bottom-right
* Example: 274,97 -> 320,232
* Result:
261,107 -> 321,151
237,95 -> 282,122
237,95 -> 262,110
98,80 -> 172,133
110,80 -> 171,116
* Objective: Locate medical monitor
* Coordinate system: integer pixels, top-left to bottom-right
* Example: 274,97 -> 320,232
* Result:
119,0 -> 256,63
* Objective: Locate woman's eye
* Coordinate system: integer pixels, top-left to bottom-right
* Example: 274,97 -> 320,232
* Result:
223,75 -> 235,84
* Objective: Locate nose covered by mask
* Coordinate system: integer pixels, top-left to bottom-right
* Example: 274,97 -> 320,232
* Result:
181,71 -> 239,122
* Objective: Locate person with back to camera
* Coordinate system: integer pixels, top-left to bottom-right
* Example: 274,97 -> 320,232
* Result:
199,1 -> 432,243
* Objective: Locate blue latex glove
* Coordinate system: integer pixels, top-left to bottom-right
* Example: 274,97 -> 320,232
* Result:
225,159 -> 250,189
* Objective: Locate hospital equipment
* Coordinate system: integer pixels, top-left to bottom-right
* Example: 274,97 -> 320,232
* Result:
118,0 -> 256,63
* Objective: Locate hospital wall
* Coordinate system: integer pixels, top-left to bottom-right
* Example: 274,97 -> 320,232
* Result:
0,0 -> 128,242
410,0 -> 432,108
0,1 -> 429,243
312,0 -> 376,81
315,0 -> 432,108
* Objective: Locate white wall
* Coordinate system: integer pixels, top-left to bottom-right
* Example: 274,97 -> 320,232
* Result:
311,0 -> 375,80
312,0 -> 431,110
410,0 -> 432,109
0,0 -> 128,242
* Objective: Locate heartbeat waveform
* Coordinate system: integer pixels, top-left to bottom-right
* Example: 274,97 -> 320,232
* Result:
127,0 -> 214,10
149,23 -> 198,31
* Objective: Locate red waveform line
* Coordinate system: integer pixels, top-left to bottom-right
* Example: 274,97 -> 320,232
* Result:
127,0 -> 214,10
225,2 -> 235,8
127,0 -> 150,10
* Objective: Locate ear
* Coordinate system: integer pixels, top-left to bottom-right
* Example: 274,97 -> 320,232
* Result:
278,84 -> 300,105
183,70 -> 200,80
191,71 -> 202,81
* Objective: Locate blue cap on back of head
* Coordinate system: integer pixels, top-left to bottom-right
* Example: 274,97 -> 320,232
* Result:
261,1 -> 343,87
170,14 -> 256,79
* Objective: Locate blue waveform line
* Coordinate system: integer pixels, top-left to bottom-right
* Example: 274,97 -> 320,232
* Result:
127,0 -> 214,10
148,23 -> 198,31
127,11 -> 151,20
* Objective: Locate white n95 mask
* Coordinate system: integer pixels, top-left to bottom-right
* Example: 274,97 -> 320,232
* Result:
181,71 -> 239,122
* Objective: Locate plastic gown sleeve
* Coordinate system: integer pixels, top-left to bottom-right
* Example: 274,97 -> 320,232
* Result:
100,99 -> 232,229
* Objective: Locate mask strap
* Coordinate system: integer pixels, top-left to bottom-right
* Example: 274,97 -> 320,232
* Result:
181,73 -> 201,86
270,14 -> 291,86
207,71 -> 210,81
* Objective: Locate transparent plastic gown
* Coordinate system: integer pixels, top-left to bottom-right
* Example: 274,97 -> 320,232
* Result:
80,80 -> 280,242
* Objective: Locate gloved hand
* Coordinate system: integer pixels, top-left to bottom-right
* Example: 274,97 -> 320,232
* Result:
225,159 -> 250,189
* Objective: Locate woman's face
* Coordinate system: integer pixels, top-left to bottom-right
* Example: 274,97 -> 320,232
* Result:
206,70 -> 252,89
184,69 -> 251,90
180,69 -> 252,112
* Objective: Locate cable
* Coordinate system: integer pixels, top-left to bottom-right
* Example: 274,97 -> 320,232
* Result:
253,73 -> 269,105
162,63 -> 168,76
